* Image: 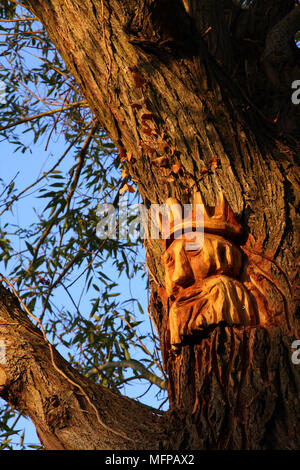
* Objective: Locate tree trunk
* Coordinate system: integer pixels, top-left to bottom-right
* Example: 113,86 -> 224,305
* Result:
0,0 -> 299,449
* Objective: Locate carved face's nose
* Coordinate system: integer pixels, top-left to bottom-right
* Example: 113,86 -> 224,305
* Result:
171,240 -> 194,288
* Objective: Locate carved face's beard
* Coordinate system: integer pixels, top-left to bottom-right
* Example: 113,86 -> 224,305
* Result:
168,275 -> 258,349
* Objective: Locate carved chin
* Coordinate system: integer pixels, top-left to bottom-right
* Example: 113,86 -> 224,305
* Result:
168,275 -> 257,349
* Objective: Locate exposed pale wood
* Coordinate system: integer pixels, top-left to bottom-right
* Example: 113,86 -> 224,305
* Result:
160,194 -> 257,349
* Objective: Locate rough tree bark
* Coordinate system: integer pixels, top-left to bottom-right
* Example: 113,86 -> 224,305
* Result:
0,0 -> 299,450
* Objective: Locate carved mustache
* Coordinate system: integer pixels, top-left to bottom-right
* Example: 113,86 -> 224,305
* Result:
168,275 -> 258,348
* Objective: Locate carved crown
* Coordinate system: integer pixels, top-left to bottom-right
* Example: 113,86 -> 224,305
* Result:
157,191 -> 243,242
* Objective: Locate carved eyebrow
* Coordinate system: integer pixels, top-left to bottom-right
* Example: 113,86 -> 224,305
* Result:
186,247 -> 202,255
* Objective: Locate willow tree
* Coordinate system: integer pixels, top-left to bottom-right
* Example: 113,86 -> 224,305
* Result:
0,0 -> 299,450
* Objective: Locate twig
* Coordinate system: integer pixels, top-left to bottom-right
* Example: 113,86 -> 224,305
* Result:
0,101 -> 88,132
66,222 -> 118,289
32,120 -> 98,261
115,312 -> 163,375
0,120 -> 92,217
6,0 -> 28,9
5,0 -> 31,11
0,29 -> 46,35
0,17 -> 35,22
23,50 -> 78,95
0,172 -> 19,199
88,359 -> 167,390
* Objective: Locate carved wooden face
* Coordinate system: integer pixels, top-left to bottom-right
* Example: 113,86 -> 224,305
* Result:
163,233 -> 242,297
163,233 -> 257,349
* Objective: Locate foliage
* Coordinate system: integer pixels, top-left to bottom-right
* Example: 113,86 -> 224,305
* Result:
0,1 -> 166,449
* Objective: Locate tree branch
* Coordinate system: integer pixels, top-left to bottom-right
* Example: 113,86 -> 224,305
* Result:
89,359 -> 168,390
0,101 -> 88,132
0,17 -> 35,22
0,281 -> 166,449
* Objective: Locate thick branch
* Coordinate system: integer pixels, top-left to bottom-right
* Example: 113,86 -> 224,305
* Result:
0,282 -> 166,449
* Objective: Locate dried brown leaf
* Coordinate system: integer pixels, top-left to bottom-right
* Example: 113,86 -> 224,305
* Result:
119,184 -> 136,194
